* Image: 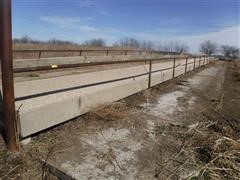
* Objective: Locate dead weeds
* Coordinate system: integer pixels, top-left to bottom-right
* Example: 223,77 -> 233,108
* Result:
88,101 -> 130,121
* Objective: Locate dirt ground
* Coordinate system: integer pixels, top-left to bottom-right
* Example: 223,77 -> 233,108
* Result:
0,60 -> 239,180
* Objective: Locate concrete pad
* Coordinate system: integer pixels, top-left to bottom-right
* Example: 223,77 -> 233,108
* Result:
12,56 -> 212,137
13,54 -> 166,69
42,61 -> 221,180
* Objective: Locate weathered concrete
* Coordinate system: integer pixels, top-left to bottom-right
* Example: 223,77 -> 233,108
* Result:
12,57 -> 212,138
41,60 -> 222,180
13,54 -> 173,69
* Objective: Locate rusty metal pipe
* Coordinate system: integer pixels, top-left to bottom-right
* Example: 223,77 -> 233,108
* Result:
13,56 -> 195,73
185,57 -> 188,73
172,57 -> 176,78
148,60 -> 152,88
0,0 -> 19,151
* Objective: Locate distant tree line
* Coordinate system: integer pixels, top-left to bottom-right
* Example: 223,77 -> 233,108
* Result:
14,35 -> 189,54
13,35 -> 79,46
199,40 -> 239,59
113,38 -> 189,54
82,38 -> 106,47
14,35 -> 239,58
220,45 -> 239,58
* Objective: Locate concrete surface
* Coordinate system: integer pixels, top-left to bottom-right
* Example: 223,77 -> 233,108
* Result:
42,59 -> 221,180
13,54 -> 172,69
11,57 -> 211,137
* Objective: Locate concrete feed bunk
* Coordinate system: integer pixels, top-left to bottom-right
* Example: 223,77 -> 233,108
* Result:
12,57 -> 211,138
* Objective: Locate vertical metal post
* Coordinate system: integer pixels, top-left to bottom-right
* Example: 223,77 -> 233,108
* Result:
172,57 -> 176,78
79,50 -> 82,56
193,57 -> 196,69
38,50 -> 42,59
203,56 -> 205,65
148,60 -> 152,88
199,57 -> 201,67
185,57 -> 188,73
106,50 -> 109,56
0,0 -> 19,151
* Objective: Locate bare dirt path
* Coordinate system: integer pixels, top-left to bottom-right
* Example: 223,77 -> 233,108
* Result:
0,60 -> 239,180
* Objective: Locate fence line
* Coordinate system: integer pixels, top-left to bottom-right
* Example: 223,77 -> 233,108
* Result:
13,49 -> 177,59
15,56 -> 209,102
13,56 -> 205,73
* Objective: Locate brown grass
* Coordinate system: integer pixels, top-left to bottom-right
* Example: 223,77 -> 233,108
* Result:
13,43 -> 143,59
185,123 -> 240,179
88,101 -> 130,121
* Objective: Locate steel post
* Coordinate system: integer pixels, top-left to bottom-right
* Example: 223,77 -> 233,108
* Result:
185,57 -> 188,73
172,57 -> 176,78
38,50 -> 42,59
0,0 -> 19,151
148,60 -> 152,88
193,57 -> 196,69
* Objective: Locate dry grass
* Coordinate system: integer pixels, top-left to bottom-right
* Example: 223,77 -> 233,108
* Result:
154,116 -> 240,179
185,122 -> 240,179
88,101 -> 130,121
13,43 -> 143,59
154,61 -> 240,179
87,88 -> 159,122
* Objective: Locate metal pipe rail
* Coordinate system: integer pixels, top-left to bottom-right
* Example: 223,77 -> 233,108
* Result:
13,49 -> 176,59
14,56 -> 209,102
13,56 -> 205,73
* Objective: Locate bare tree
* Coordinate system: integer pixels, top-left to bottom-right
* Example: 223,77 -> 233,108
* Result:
114,38 -> 188,52
48,38 -> 77,46
14,35 -> 78,46
113,38 -> 141,49
161,41 -> 188,54
199,40 -> 218,56
220,45 -> 239,58
14,35 -> 35,44
82,38 -> 106,47
173,41 -> 188,54
139,40 -> 155,50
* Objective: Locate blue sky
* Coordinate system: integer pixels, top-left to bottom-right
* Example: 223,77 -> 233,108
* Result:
13,0 -> 240,52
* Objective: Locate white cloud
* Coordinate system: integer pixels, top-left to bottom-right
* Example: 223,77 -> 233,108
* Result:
77,0 -> 95,8
173,25 -> 240,53
63,24 -> 240,53
99,10 -> 109,16
133,25 -> 240,53
79,25 -> 98,32
40,16 -> 81,28
40,15 -> 240,53
41,15 -> 97,32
